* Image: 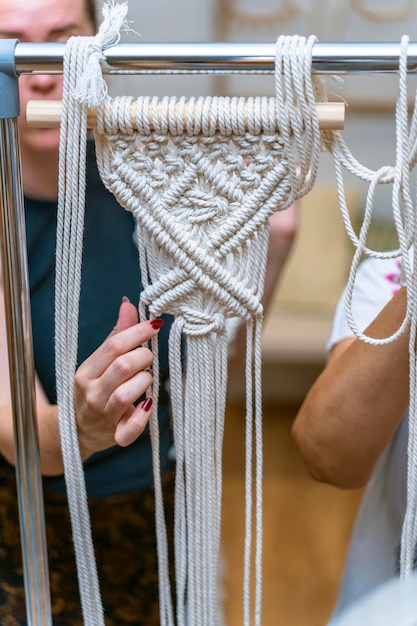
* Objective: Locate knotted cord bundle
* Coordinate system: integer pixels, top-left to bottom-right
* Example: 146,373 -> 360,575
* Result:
93,89 -> 319,626
55,3 -> 326,622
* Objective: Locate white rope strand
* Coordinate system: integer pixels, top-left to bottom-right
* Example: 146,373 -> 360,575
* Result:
92,34 -> 324,625
56,35 -> 104,626
323,35 -> 417,579
53,18 -> 328,623
55,4 -> 130,623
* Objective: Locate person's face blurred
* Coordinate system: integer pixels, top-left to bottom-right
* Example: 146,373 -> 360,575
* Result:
0,0 -> 95,156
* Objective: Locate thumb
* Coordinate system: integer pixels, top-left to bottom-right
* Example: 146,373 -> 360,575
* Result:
112,297 -> 139,334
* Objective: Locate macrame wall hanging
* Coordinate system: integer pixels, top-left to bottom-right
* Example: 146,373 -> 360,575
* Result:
48,1 -> 417,625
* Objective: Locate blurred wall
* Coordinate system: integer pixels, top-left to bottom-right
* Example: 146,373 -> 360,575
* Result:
102,0 -> 216,97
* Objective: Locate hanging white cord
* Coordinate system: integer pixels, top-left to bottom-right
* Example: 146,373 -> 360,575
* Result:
55,3 -> 129,624
322,36 -> 416,347
92,34 -> 325,626
398,40 -> 417,577
322,35 -> 417,578
55,36 -> 104,626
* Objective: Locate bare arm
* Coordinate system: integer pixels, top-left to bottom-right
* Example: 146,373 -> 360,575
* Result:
0,294 -> 161,476
292,286 -> 410,489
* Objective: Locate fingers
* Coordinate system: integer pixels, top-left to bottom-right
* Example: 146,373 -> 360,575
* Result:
74,299 -> 165,455
115,398 -> 153,447
77,301 -> 163,380
112,297 -> 138,333
103,366 -> 154,417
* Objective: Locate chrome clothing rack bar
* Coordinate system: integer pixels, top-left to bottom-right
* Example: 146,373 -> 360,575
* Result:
13,41 -> 417,75
0,39 -> 52,626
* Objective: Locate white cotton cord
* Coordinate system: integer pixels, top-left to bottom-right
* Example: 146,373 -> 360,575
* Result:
169,319 -> 187,625
332,157 -> 408,258
72,0 -> 130,108
275,35 -> 323,204
149,329 -> 176,626
54,5 -> 130,623
55,36 -> 105,625
399,35 -> 417,578
399,32 -> 417,577
343,169 -> 411,346
340,36 -> 417,576
321,35 -> 417,578
242,232 -> 267,626
135,221 -> 175,626
254,317 -> 264,626
92,39 -> 323,623
325,36 -> 414,349
243,320 -> 254,626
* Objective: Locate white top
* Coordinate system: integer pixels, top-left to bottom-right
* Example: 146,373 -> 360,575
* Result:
326,255 -> 410,623
330,574 -> 417,626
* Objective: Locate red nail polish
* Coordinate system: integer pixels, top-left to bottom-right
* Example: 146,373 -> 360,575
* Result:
142,397 -> 153,412
150,318 -> 164,330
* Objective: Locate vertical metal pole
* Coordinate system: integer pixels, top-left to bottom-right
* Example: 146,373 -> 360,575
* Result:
0,39 -> 52,626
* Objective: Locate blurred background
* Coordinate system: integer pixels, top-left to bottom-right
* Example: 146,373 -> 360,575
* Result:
99,1 -> 417,623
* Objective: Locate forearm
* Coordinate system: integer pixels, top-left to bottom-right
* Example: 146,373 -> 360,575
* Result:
0,402 -> 98,476
293,286 -> 410,489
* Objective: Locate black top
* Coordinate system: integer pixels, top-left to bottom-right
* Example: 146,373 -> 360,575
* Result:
3,141 -> 173,497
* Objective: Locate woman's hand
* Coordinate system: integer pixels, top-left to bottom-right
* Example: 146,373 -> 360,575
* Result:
74,298 -> 163,458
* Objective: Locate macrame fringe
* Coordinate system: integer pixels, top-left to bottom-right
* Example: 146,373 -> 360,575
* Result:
55,35 -> 105,626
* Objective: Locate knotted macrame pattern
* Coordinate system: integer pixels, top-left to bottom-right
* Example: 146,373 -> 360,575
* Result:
55,3 -> 417,621
92,83 -> 324,625
56,10 -> 325,626
90,33 -> 326,626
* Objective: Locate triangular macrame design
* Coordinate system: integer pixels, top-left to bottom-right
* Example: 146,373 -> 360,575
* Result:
55,15 -> 325,626
93,95 -> 301,626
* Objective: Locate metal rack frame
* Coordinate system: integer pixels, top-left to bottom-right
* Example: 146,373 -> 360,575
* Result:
1,40 -> 416,625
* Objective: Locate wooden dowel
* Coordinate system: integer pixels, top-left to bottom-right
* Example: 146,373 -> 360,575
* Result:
26,99 -> 345,131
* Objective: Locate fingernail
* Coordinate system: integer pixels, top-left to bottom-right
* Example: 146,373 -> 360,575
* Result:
122,296 -> 130,303
142,397 -> 153,412
150,318 -> 164,330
